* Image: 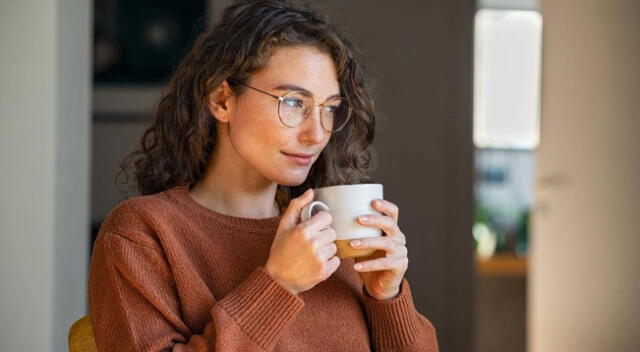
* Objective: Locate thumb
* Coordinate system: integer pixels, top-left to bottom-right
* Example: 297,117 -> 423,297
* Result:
278,188 -> 314,230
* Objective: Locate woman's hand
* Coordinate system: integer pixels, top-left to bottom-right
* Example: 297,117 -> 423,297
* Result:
351,199 -> 408,300
265,189 -> 341,296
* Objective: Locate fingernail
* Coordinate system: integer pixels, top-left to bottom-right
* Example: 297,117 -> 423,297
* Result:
359,215 -> 368,222
373,200 -> 382,206
351,240 -> 362,247
354,263 -> 363,270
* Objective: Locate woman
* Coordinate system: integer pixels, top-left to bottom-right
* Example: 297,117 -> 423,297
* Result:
88,0 -> 439,351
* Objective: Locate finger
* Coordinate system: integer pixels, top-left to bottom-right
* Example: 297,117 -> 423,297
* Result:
353,256 -> 408,273
349,236 -> 407,257
316,226 -> 337,245
357,214 -> 406,245
318,241 -> 338,260
371,199 -> 399,222
279,189 -> 314,230
301,210 -> 333,235
326,256 -> 341,275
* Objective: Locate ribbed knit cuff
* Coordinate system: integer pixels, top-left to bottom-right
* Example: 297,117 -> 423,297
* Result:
361,278 -> 424,350
216,266 -> 305,350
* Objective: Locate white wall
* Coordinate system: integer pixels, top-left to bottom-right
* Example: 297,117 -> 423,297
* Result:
0,0 -> 91,351
531,0 -> 640,351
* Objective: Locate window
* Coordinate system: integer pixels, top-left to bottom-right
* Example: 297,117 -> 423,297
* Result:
474,9 -> 542,149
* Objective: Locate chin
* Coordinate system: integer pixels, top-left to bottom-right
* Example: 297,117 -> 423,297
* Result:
274,174 -> 309,187
269,166 -> 312,187
260,154 -> 320,186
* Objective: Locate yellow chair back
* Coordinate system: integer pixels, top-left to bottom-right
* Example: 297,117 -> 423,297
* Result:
68,315 -> 97,352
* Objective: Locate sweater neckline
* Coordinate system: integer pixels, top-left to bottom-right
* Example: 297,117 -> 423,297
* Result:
165,183 -> 283,233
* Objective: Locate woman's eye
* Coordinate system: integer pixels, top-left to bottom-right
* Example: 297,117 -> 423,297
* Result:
283,98 -> 304,108
325,105 -> 340,114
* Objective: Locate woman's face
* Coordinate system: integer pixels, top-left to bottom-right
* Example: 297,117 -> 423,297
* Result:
225,45 -> 340,187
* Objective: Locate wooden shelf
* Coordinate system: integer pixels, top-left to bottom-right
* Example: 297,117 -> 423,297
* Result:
476,253 -> 527,277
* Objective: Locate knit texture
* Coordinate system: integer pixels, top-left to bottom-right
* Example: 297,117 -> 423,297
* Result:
88,184 -> 439,351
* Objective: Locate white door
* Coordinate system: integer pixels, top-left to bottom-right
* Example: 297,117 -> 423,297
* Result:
530,1 -> 640,351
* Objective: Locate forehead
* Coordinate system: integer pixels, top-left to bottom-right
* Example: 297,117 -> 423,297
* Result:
250,45 -> 341,101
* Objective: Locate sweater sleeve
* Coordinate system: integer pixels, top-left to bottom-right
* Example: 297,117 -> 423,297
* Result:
361,278 -> 439,352
88,231 -> 305,352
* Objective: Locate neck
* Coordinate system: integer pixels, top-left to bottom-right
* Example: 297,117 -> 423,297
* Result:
188,139 -> 281,219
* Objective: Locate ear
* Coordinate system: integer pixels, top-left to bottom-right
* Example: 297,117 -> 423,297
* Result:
207,79 -> 235,123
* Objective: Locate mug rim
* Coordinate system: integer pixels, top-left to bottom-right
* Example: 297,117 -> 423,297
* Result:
312,183 -> 382,192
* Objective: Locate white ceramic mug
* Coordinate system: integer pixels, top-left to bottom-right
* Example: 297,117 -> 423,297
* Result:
300,183 -> 383,258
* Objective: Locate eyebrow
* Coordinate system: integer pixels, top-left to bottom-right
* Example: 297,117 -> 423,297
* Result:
272,83 -> 342,101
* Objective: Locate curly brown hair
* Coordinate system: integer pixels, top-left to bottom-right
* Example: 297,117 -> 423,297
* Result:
117,0 -> 377,208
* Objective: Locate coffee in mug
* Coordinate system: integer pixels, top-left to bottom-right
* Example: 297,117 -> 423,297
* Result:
300,183 -> 383,259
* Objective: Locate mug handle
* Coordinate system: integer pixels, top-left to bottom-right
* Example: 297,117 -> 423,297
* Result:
300,201 -> 331,222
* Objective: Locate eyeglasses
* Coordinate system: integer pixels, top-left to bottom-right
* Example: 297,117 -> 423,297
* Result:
228,79 -> 352,133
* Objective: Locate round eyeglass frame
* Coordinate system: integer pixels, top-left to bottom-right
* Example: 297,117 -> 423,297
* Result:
228,79 -> 352,133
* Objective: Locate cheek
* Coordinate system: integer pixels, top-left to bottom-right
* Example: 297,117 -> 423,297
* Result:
230,115 -> 279,155
227,104 -> 321,185
229,121 -> 315,184
228,107 -> 285,166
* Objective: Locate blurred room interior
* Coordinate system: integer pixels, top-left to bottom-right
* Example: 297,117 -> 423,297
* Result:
1,0 -> 638,351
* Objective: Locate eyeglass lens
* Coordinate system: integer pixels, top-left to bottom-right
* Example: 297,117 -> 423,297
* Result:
278,90 -> 350,132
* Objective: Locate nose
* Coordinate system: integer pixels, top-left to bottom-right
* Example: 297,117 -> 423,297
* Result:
298,105 -> 327,144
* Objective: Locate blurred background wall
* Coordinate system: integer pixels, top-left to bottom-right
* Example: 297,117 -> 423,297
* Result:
0,1 -> 91,351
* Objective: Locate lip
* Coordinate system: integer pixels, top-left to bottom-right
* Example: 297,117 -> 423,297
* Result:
282,152 -> 313,165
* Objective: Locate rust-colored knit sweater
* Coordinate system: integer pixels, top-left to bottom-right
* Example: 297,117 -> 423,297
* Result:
88,184 -> 439,351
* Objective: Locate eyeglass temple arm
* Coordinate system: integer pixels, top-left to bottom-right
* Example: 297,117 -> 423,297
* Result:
227,79 -> 282,101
